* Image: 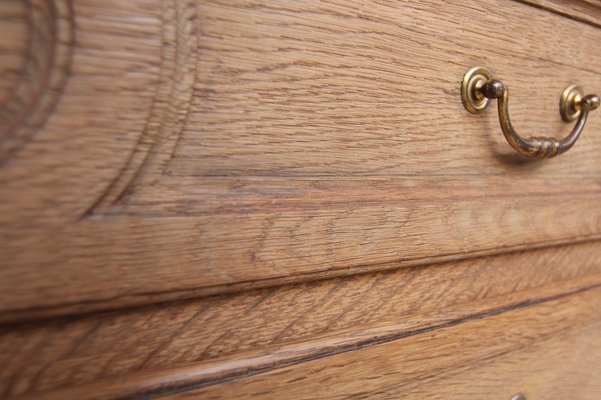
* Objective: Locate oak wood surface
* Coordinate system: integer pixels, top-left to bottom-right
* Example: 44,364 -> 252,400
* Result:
2,241 -> 601,399
11,278 -> 601,400
165,286 -> 601,400
2,0 -> 601,320
1,1 -> 601,399
0,0 -> 27,106
520,0 -> 601,27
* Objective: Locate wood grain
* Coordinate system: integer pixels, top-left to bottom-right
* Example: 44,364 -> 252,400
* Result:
519,0 -> 601,27
2,0 -> 601,319
1,2 -> 601,398
2,241 -> 601,398
10,277 -> 601,400
165,286 -> 601,400
5,179 -> 601,321
156,0 -> 601,177
0,0 -> 28,106
0,0 -> 74,157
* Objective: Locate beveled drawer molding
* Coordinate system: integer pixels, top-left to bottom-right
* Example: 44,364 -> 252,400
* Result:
3,0 -> 601,321
3,241 -> 601,399
2,0 -> 601,399
163,289 -> 601,400
15,284 -> 601,400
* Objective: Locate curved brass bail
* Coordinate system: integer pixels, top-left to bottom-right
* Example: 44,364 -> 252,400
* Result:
461,67 -> 600,159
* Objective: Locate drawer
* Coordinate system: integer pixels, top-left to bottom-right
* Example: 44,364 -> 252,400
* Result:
163,285 -> 601,400
3,242 -> 601,399
2,0 -> 601,320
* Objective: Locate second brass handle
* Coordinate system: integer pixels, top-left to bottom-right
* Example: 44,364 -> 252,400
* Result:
461,67 -> 600,159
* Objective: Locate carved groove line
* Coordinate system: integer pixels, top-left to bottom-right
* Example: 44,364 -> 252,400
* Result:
86,0 -> 198,215
0,0 -> 74,161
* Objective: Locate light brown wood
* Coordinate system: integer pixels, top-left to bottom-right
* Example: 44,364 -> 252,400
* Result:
520,0 -> 601,27
12,281 -> 601,400
164,286 -> 601,400
3,1 -> 601,399
0,0 -> 28,106
2,241 -> 601,399
3,0 -> 601,321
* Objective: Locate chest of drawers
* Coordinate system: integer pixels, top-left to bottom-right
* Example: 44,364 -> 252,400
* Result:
1,1 -> 601,399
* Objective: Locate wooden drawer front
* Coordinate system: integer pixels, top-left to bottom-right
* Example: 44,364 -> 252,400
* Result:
4,242 -> 601,399
165,286 -> 601,400
2,0 -> 601,319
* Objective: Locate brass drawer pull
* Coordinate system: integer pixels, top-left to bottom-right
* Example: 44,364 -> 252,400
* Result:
461,66 -> 600,158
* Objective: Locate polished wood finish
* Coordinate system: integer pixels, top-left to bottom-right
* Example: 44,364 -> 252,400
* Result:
1,0 -> 601,399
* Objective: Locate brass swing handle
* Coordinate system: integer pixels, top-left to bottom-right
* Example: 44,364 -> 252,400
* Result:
461,67 -> 600,159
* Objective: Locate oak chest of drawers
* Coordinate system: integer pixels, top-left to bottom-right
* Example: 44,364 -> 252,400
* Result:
2,0 -> 601,399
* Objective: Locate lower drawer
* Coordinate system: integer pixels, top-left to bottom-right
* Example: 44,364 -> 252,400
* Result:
166,286 -> 601,400
8,243 -> 600,400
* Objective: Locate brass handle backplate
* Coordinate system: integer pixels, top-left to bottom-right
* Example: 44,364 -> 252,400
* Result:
461,66 -> 600,159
